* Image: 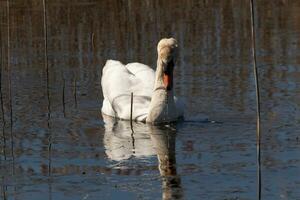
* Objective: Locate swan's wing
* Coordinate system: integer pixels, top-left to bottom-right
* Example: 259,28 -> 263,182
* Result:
101,60 -> 155,121
102,60 -> 133,101
125,62 -> 155,97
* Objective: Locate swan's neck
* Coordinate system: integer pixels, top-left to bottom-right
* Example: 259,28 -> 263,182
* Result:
146,59 -> 177,123
153,59 -> 165,90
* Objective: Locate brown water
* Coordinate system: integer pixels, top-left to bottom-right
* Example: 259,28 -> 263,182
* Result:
0,1 -> 300,199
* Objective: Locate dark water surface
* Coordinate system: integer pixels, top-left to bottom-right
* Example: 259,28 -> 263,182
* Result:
0,1 -> 300,199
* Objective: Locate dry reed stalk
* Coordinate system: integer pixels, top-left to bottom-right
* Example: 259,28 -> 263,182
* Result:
130,92 -> 135,153
62,77 -> 66,117
7,0 -> 15,174
42,0 -> 52,176
250,0 -> 261,199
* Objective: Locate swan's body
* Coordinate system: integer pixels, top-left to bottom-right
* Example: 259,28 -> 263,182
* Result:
101,38 -> 184,123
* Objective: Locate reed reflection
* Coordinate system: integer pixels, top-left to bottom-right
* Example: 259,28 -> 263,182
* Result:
103,115 -> 183,199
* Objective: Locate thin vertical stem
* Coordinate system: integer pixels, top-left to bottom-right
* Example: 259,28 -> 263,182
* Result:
43,0 -> 50,115
47,133 -> 52,177
91,33 -> 95,51
62,77 -> 66,117
0,20 -> 7,161
42,0 -> 52,177
7,0 -> 15,174
0,76 -> 6,161
130,92 -> 133,128
130,93 -> 135,153
43,0 -> 49,90
74,77 -> 77,108
249,0 -> 261,199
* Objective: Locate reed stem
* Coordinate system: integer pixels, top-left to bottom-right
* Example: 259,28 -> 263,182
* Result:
130,92 -> 133,127
130,92 -> 135,153
42,0 -> 52,177
7,0 -> 15,173
91,33 -> 95,50
62,77 -> 66,117
249,0 -> 261,199
74,77 -> 77,108
43,0 -> 50,117
0,21 -> 6,161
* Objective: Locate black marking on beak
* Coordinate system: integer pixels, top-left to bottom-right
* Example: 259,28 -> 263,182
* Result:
163,59 -> 174,75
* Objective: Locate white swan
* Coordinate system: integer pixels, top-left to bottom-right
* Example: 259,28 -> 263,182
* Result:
101,38 -> 184,123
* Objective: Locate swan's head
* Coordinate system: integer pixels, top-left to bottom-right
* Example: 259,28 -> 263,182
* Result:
157,38 -> 178,91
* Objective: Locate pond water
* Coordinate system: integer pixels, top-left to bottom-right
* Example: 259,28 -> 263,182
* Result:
0,1 -> 299,199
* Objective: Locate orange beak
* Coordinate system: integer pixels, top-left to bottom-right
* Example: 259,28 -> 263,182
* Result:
163,73 -> 173,91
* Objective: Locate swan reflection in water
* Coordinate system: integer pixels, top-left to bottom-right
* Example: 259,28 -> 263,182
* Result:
103,115 -> 183,199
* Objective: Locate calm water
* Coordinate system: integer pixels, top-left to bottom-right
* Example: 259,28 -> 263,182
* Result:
0,1 -> 300,199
